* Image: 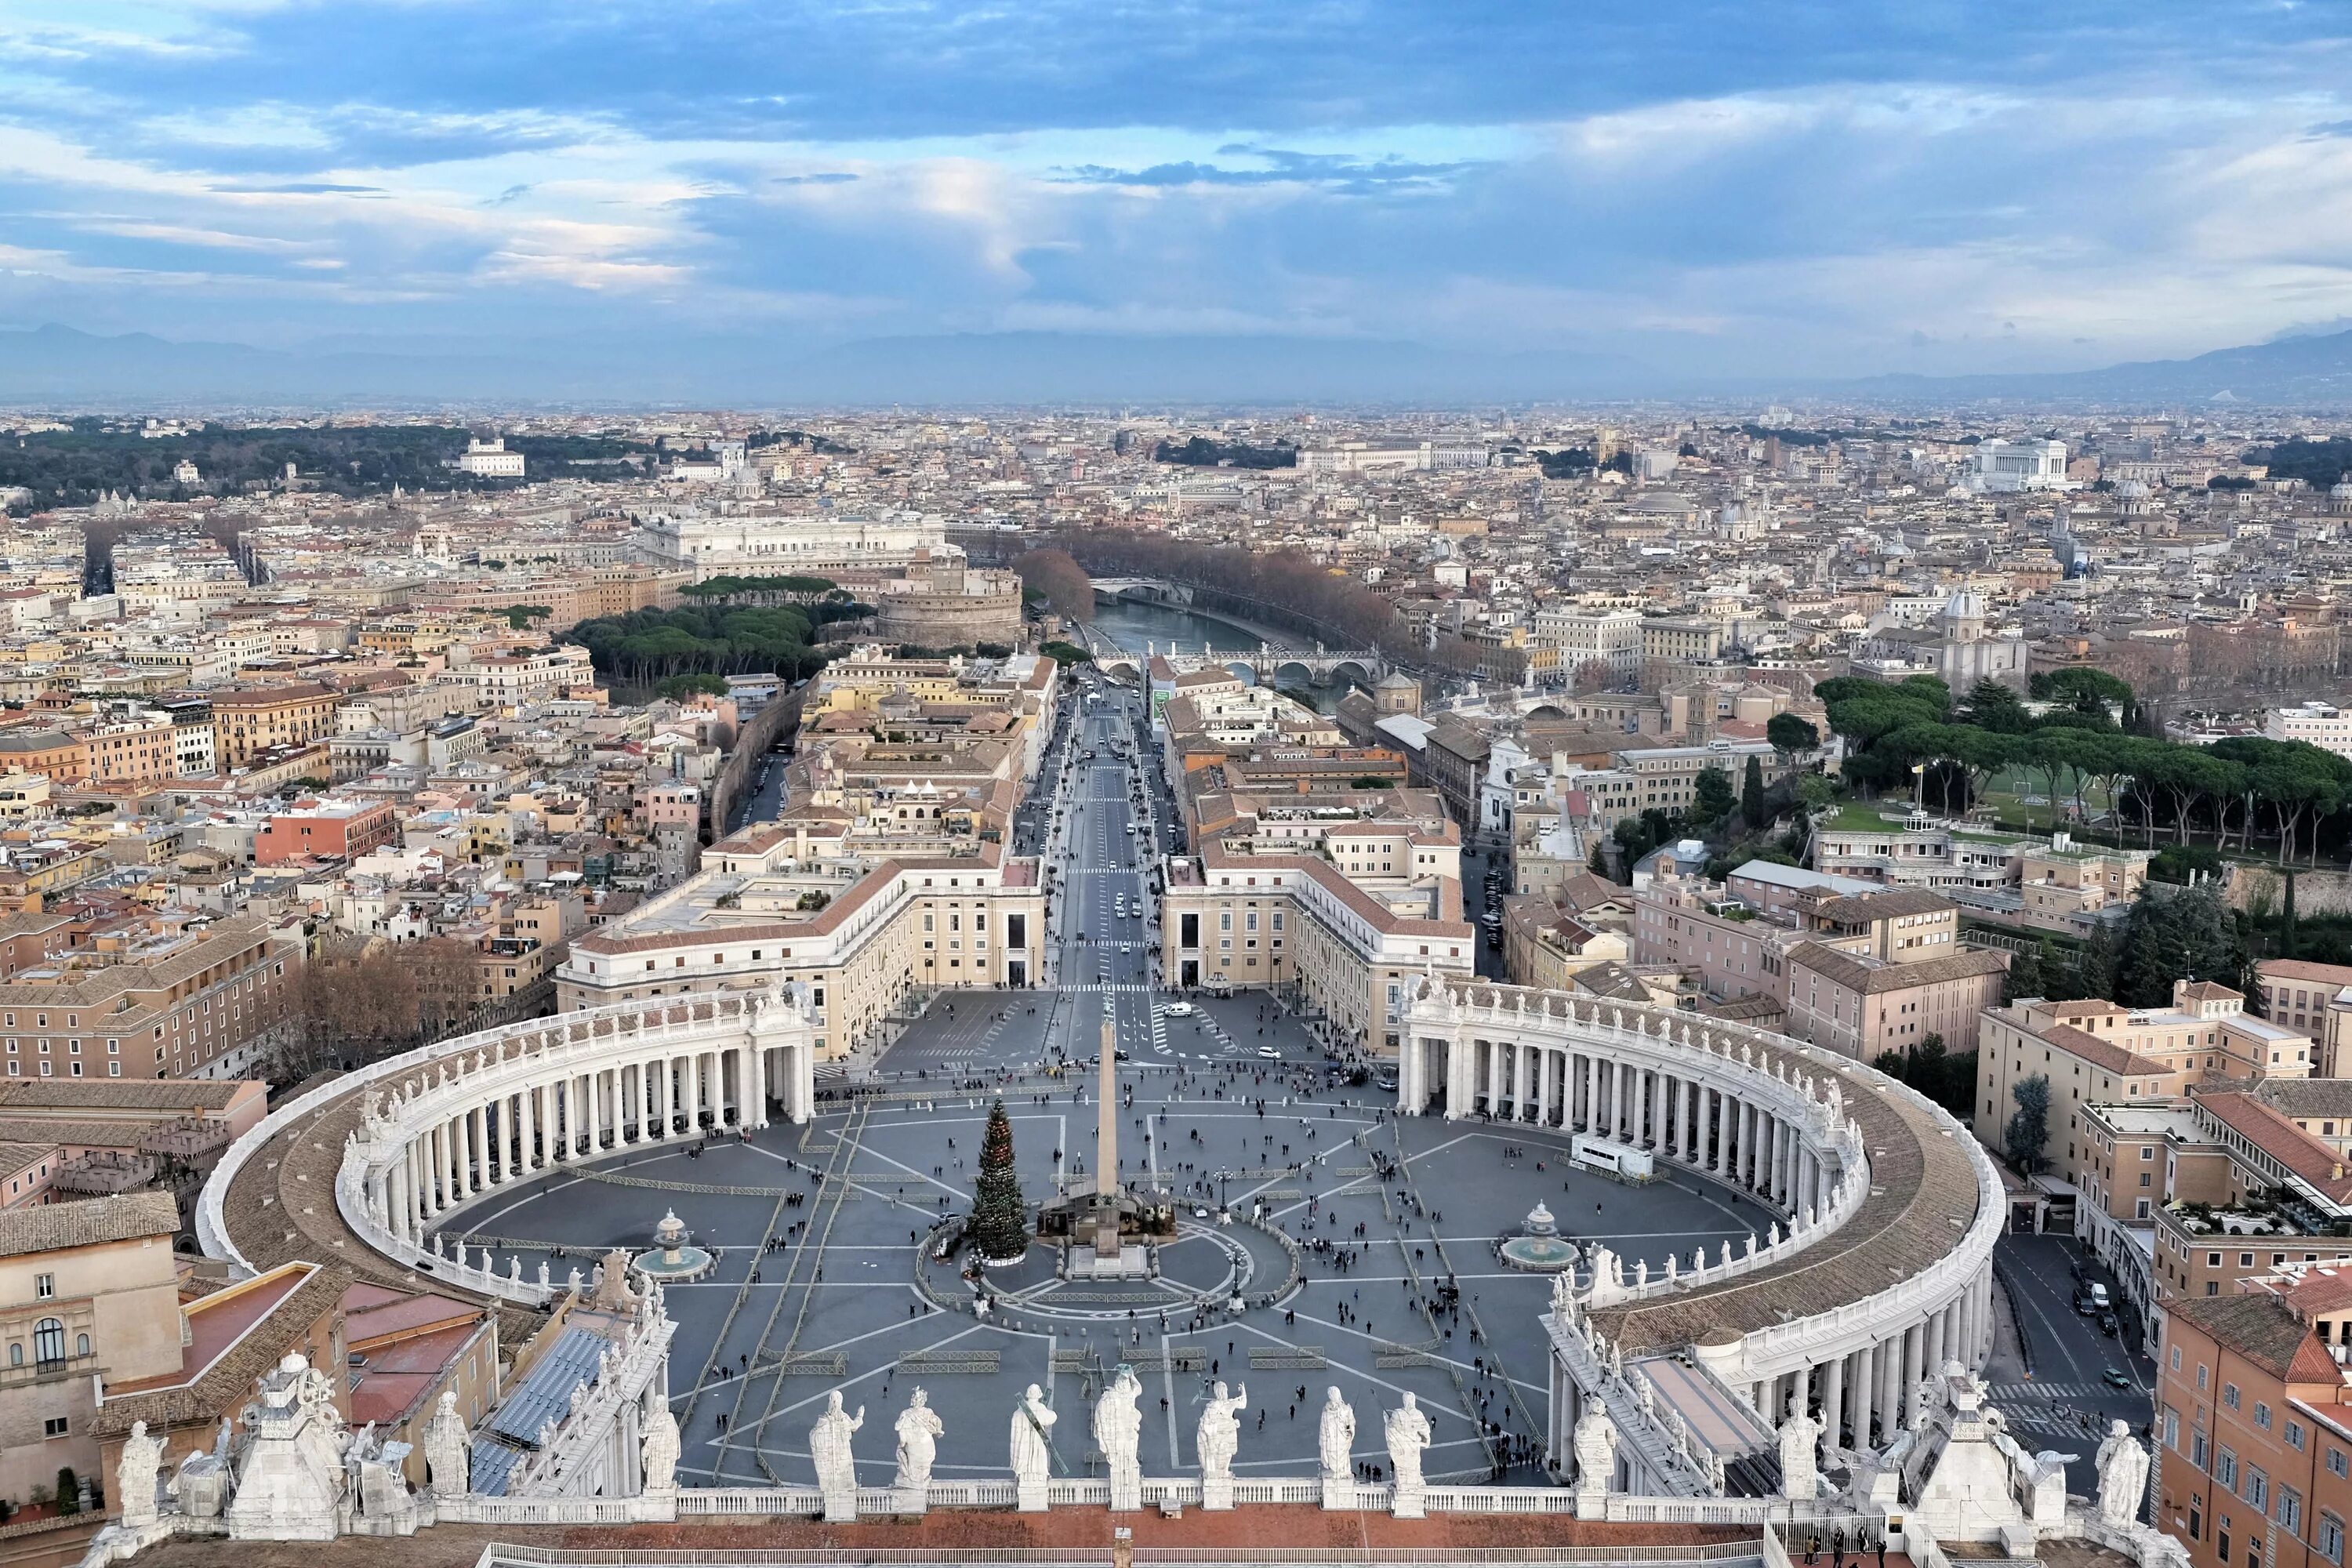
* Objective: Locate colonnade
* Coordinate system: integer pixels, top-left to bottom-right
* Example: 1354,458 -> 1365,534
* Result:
1745,1265 -> 1997,1450
370,1036 -> 797,1240
1440,1034 -> 1834,1220
1400,984 -> 2002,1486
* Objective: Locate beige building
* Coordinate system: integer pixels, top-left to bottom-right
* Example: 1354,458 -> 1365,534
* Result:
1161,809 -> 1475,1058
1973,982 -> 2308,1188
559,830 -> 1044,1059
0,1192 -> 181,1503
2259,959 -> 2352,1076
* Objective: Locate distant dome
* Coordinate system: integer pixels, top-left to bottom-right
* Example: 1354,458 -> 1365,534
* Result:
2331,480 -> 2352,499
1944,588 -> 1986,621
2114,479 -> 2151,499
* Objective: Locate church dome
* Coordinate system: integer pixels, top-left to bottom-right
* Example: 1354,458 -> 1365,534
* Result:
1943,588 -> 1986,621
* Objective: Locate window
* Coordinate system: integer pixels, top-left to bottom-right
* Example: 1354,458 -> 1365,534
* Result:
2256,1403 -> 2272,1430
2281,1489 -> 2303,1534
41,1417 -> 64,1438
2333,1449 -> 2349,1480
32,1318 -> 63,1367
33,1273 -> 52,1299
2219,1448 -> 2238,1490
2288,1421 -> 2307,1450
2322,1514 -> 2344,1564
2245,1467 -> 2267,1512
2224,1384 -> 2241,1410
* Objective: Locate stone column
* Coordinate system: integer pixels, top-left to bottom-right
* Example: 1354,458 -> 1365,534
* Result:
688,1051 -> 703,1133
520,1080 -> 536,1171
1823,1352 -> 1846,1452
1539,1047 -> 1558,1129
1850,1341 -> 1874,1450
1901,1321 -> 1926,1427
1584,1054 -> 1600,1133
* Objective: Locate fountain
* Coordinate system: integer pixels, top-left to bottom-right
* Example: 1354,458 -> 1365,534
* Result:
630,1209 -> 715,1283
1498,1200 -> 1579,1272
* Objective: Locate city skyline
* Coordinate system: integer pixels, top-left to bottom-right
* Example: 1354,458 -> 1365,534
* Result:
8,1 -> 2352,394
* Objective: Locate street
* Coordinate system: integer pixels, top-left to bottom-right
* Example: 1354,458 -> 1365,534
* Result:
1987,1232 -> 2156,1498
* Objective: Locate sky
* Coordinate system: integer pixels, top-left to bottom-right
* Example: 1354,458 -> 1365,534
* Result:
7,0 -> 2352,380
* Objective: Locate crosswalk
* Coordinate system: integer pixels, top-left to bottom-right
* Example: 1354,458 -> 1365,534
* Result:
1987,1381 -> 2129,1402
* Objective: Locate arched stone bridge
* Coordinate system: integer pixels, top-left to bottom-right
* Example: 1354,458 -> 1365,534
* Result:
1091,578 -> 1192,608
1092,644 -> 1391,691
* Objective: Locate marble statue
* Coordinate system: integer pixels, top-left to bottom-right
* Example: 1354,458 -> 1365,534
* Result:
423,1390 -> 470,1498
117,1420 -> 165,1528
1318,1387 -> 1357,1479
2096,1420 -> 2151,1527
894,1388 -> 944,1492
1573,1397 -> 1620,1496
1550,1271 -> 1577,1323
1010,1384 -> 1058,1508
1095,1367 -> 1145,1508
1384,1392 -> 1432,1492
641,1392 -> 681,1494
810,1389 -> 866,1496
1777,1408 -> 1821,1500
1197,1380 -> 1247,1485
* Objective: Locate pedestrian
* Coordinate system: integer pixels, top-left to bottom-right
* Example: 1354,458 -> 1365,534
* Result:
1806,1536 -> 1820,1566
1833,1527 -> 1846,1568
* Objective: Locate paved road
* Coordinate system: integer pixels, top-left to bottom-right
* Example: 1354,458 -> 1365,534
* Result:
728,741 -> 789,833
441,667 -> 1773,1493
1987,1232 -> 2155,1497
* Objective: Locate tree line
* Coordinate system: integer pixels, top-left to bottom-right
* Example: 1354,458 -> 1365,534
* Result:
1823,669 -> 2352,864
1043,529 -> 1497,678
569,602 -> 849,686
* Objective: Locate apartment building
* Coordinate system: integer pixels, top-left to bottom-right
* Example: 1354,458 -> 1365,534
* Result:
0,914 -> 297,1083
2260,960 -> 2352,1077
253,797 -> 400,866
210,683 -> 339,768
2155,1279 -> 2352,1568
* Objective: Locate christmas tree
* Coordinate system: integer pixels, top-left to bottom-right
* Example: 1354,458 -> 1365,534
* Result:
971,1098 -> 1027,1260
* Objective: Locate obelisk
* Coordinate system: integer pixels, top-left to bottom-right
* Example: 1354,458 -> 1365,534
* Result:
1094,1007 -> 1121,1261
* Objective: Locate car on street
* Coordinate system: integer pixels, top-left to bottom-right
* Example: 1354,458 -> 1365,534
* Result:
2101,1367 -> 2134,1390
1257,1045 -> 1279,1058
1163,1001 -> 1196,1017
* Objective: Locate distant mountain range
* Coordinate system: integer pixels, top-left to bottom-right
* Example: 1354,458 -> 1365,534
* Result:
4,320 -> 2352,409
1846,328 -> 2352,406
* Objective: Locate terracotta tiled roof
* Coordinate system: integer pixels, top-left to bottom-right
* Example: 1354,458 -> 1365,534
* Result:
2259,959 -> 2352,985
2040,1022 -> 2173,1077
2201,1091 -> 2352,1201
1787,942 -> 2009,995
89,1261 -> 354,1438
0,1190 -> 176,1259
2169,1291 -> 2342,1383
1594,1030 -> 1984,1355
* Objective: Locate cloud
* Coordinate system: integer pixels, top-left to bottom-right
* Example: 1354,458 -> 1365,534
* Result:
1,2 -> 2351,376
1054,146 -> 1489,194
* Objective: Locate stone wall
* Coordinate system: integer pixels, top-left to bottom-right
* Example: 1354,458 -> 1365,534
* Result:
705,682 -> 807,844
2224,862 -> 2352,918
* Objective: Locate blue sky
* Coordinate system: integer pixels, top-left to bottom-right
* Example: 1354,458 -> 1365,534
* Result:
5,0 -> 2352,377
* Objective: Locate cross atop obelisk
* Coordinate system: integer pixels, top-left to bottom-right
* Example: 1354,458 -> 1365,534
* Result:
1095,1007 -> 1120,1200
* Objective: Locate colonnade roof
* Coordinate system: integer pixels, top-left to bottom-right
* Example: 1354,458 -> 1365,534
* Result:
1589,1025 -> 1982,1355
